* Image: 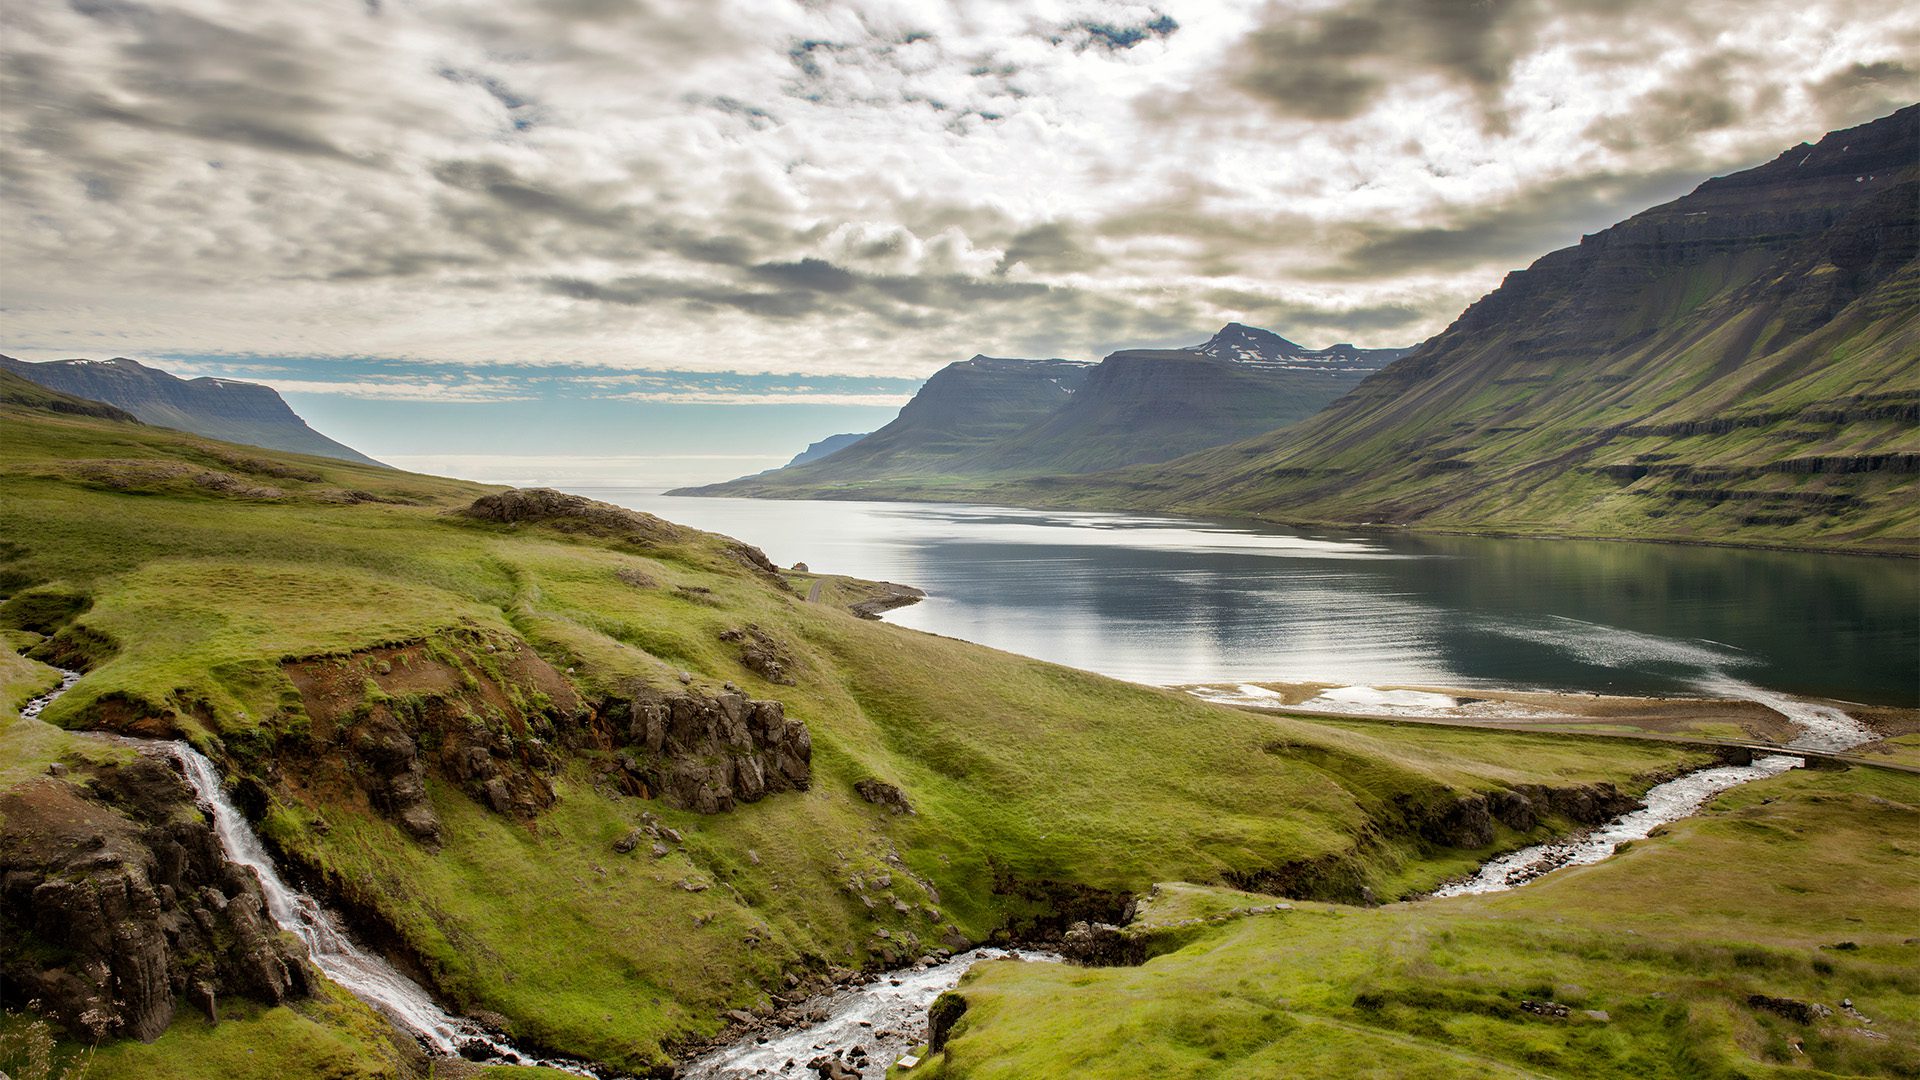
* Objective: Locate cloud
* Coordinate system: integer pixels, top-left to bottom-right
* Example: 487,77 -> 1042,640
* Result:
261,379 -> 536,403
606,390 -> 914,406
1,0 -> 1915,381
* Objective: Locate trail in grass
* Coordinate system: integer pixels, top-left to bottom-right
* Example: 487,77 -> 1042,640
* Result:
679,948 -> 1060,1080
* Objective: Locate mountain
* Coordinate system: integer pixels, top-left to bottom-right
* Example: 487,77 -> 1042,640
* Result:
785,431 -> 867,467
672,355 -> 1094,494
675,327 -> 1408,498
0,355 -> 384,467
0,368 -> 140,423
1002,105 -> 1920,555
956,332 -> 1407,475
1193,322 -> 1410,370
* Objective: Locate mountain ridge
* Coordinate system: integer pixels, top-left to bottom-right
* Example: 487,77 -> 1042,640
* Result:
0,354 -> 384,467
673,325 -> 1410,496
989,105 -> 1919,555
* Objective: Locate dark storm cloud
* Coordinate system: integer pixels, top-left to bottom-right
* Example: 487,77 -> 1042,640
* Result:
994,223 -> 1099,274
545,259 -> 1057,327
1327,165 -> 1710,277
1233,0 -> 1540,120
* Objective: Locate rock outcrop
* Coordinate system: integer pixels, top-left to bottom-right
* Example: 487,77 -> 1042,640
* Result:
719,624 -> 798,684
610,690 -> 811,813
457,488 -> 683,546
853,778 -> 913,815
0,754 -> 308,1042
279,631 -> 581,846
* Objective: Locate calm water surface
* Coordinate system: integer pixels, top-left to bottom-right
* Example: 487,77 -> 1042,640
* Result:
592,491 -> 1919,706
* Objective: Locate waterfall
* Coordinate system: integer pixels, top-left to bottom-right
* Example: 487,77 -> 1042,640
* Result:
163,741 -> 597,1076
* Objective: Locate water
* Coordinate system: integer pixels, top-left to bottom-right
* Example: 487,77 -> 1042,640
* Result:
679,949 -> 1059,1080
593,492 -> 1919,706
162,741 -> 597,1076
1432,754 -> 1807,896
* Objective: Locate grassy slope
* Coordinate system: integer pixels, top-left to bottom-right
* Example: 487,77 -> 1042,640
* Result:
913,764 -> 1920,1079
0,403 -> 1713,1075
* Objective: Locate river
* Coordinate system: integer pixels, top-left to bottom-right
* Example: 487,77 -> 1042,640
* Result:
594,492 -> 1919,707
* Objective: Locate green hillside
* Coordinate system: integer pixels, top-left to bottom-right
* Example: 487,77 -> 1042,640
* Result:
995,106 -> 1920,556
0,396 -> 1713,1077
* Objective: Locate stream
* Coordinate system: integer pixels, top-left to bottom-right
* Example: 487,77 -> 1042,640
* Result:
22,667 -> 600,1076
16,656 -> 1882,1078
678,949 -> 1059,1080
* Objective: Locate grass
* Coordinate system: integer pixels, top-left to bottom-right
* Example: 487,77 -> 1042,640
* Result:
907,765 -> 1920,1079
2,399 -> 1884,1078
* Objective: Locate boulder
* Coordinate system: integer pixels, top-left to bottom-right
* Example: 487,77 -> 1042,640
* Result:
853,778 -> 913,815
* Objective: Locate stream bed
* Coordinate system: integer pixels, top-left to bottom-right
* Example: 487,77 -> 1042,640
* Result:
678,949 -> 1060,1080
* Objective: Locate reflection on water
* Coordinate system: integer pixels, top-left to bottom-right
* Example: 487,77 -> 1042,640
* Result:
591,491 -> 1919,706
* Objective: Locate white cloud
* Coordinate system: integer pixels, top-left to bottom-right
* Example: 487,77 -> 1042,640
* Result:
1,0 -> 1913,378
607,390 -> 915,406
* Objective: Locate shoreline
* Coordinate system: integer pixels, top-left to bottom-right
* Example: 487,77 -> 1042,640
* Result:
1178,679 -> 1920,772
657,488 -> 1919,560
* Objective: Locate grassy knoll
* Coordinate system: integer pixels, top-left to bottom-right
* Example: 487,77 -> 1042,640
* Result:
909,764 -> 1920,1079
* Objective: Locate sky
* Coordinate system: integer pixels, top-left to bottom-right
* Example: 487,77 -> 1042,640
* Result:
3,0 -> 1916,485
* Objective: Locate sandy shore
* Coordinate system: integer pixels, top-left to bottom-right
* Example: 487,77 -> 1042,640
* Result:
1178,679 -> 1920,766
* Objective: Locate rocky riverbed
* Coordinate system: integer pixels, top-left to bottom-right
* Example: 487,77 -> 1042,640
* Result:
679,948 -> 1059,1080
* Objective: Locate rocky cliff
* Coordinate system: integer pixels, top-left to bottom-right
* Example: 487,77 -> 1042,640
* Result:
0,355 -> 382,467
0,753 -> 309,1042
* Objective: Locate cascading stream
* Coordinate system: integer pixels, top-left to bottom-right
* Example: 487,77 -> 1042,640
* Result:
159,741 -> 600,1075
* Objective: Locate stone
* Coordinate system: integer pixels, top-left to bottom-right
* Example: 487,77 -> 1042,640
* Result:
0,754 -> 308,1043
1748,994 -> 1826,1024
853,779 -> 913,815
45,762 -> 67,777
613,827 -> 646,854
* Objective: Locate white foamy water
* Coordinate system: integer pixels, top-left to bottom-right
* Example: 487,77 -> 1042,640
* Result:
1433,754 -> 1806,896
162,742 -> 597,1076
680,949 -> 1059,1080
18,669 -> 80,720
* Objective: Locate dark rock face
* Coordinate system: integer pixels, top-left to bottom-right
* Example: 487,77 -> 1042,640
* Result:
926,991 -> 968,1053
719,624 -> 798,684
1058,921 -> 1148,967
457,488 -> 684,546
277,632 -> 581,846
853,778 -> 913,815
612,690 -> 811,813
0,755 -> 308,1042
1748,994 -> 1833,1023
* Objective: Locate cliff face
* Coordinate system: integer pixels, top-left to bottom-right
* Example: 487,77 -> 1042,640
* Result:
1044,105 -> 1919,553
0,355 -> 382,467
0,754 -> 309,1042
